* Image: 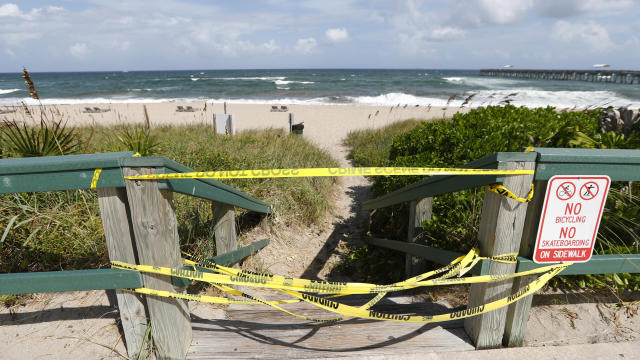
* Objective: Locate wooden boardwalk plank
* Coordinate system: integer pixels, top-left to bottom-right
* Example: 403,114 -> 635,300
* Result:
187,296 -> 473,359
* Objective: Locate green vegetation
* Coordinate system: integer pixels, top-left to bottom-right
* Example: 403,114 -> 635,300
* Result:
344,106 -> 640,291
115,125 -> 159,156
0,125 -> 338,278
2,116 -> 81,157
343,119 -> 423,166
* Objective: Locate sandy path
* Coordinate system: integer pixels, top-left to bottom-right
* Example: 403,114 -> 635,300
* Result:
2,102 -> 639,358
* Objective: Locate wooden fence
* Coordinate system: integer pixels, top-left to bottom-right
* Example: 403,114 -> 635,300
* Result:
3,148 -> 640,357
363,148 -> 640,348
0,151 -> 271,359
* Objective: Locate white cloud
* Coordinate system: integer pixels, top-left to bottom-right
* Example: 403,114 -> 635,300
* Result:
0,3 -> 64,19
325,27 -> 349,43
295,37 -> 317,54
0,3 -> 21,17
474,0 -> 536,25
262,39 -> 280,53
69,43 -> 89,58
552,20 -> 615,52
537,0 -> 635,18
428,27 -> 466,41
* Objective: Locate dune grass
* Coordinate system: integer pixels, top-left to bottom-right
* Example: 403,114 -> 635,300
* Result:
0,125 -> 338,278
343,119 -> 424,167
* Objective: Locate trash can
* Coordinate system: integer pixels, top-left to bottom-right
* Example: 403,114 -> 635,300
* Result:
291,122 -> 304,138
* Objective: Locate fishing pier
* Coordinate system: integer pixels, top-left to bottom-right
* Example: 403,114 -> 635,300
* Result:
480,69 -> 640,84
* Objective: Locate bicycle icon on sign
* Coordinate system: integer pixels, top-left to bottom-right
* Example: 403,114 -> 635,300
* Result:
556,181 -> 576,200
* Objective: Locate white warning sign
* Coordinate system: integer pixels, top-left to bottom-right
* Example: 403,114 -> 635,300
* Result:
533,175 -> 611,263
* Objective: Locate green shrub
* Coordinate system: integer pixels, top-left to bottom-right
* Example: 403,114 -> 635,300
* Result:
347,106 -> 640,290
344,119 -> 423,166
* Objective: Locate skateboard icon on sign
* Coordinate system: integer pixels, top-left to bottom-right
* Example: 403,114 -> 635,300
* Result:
556,181 -> 575,200
580,182 -> 599,200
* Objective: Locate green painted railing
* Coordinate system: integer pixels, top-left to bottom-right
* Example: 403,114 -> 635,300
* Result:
364,238 -> 640,276
363,148 -> 640,276
0,151 -> 271,214
363,152 -> 536,210
0,239 -> 270,295
533,148 -> 640,181
0,152 -> 271,295
0,151 -> 273,358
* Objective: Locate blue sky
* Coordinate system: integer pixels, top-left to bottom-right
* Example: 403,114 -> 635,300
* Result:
0,0 -> 638,72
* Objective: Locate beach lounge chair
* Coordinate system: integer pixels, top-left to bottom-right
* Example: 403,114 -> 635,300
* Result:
176,106 -> 185,112
185,106 -> 195,112
83,107 -> 95,113
270,105 -> 279,112
94,107 -> 110,113
281,105 -> 288,112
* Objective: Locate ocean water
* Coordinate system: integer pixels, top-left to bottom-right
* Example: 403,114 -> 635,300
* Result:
0,69 -> 639,108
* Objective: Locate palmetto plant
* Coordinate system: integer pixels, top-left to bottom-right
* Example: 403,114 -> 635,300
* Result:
2,117 -> 81,157
1,67 -> 81,157
116,125 -> 159,156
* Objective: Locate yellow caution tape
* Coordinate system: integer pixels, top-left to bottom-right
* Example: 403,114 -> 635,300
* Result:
111,251 -> 563,295
487,183 -> 534,203
90,168 -> 102,189
176,248 -> 480,322
128,267 -> 563,323
276,266 -> 566,323
123,167 -> 535,180
113,249 -> 570,324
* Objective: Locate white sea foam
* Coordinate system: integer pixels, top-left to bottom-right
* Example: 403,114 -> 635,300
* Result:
274,80 -> 314,85
0,88 -> 20,95
443,76 -> 530,88
347,90 -> 640,108
1,90 -> 638,109
215,76 -> 286,81
191,78 -> 199,81
0,97 -> 175,106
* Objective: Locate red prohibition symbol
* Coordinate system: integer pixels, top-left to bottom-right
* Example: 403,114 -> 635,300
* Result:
556,181 -> 576,200
580,182 -> 599,200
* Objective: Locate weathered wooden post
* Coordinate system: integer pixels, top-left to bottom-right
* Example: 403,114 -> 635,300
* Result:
464,160 -> 535,349
212,202 -> 238,264
406,198 -> 432,276
97,188 -> 148,359
503,180 -> 548,346
123,167 -> 192,359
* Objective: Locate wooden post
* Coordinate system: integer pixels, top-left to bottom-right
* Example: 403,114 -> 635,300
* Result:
289,113 -> 294,134
97,187 -> 148,359
503,180 -> 548,346
212,202 -> 237,262
406,198 -> 432,277
123,168 -> 192,359
464,161 -> 535,349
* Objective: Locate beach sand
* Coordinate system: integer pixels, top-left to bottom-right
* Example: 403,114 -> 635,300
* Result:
6,102 -> 468,154
3,102 -> 637,358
